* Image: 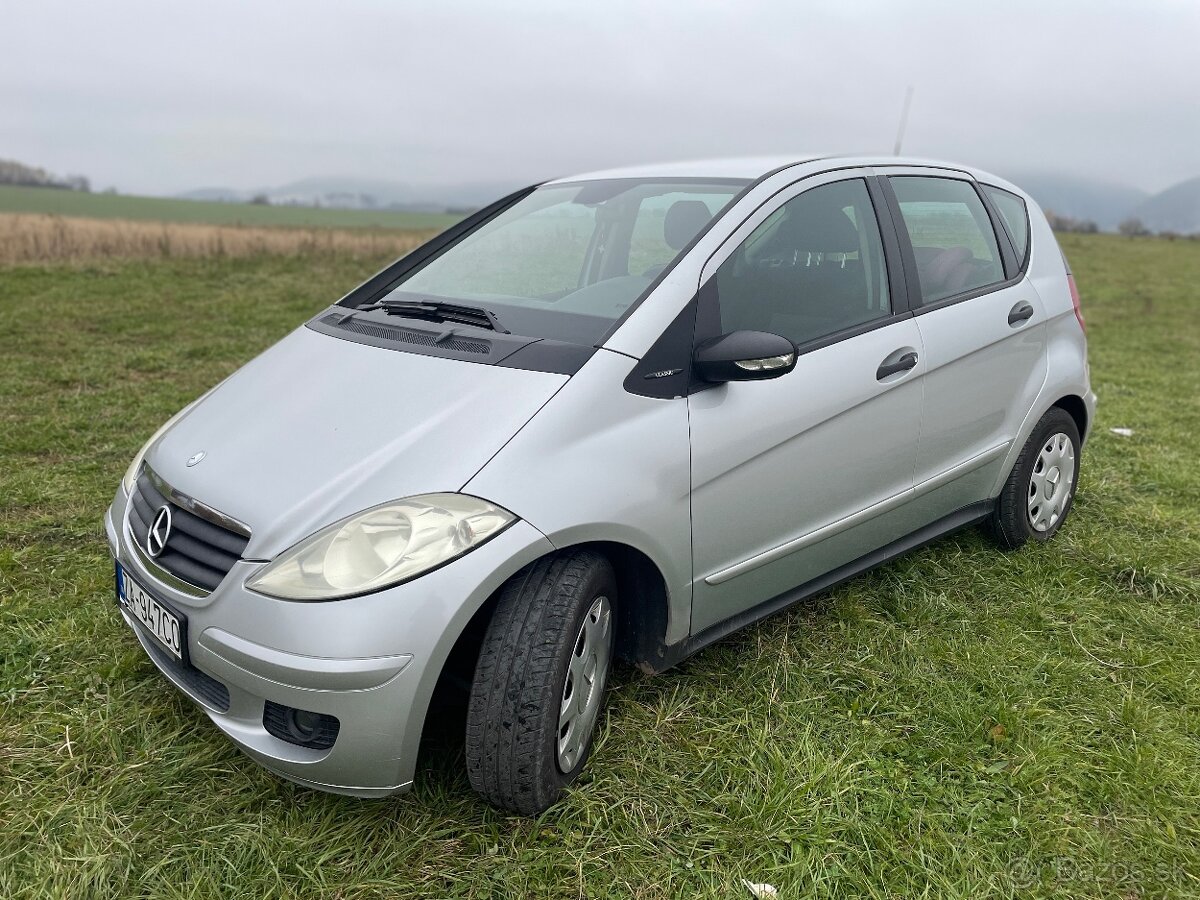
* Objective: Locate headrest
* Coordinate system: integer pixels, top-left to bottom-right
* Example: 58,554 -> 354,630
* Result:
925,246 -> 974,293
775,201 -> 861,253
664,200 -> 712,250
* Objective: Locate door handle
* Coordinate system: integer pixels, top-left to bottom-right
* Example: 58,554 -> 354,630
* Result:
876,351 -> 918,380
1008,301 -> 1035,326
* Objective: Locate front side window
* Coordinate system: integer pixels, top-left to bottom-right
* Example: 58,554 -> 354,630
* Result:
889,176 -> 1004,305
713,179 -> 891,348
391,179 -> 745,345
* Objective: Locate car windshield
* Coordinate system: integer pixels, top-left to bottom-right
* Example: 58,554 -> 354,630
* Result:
385,179 -> 747,345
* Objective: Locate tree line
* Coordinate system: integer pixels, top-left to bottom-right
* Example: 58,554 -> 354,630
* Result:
1046,209 -> 1194,239
0,159 -> 90,193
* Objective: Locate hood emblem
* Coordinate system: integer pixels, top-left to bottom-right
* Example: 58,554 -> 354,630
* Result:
147,506 -> 173,558
186,451 -> 206,467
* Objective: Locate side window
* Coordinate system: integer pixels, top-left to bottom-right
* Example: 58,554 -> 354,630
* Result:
889,176 -> 1004,305
714,179 -> 890,348
982,185 -> 1030,263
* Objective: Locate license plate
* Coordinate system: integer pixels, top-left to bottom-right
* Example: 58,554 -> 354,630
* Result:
116,561 -> 188,663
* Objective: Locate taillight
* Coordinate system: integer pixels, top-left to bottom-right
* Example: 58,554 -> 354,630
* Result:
1067,274 -> 1085,332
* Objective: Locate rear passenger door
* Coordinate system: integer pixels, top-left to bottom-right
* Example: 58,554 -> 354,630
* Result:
879,170 -> 1047,513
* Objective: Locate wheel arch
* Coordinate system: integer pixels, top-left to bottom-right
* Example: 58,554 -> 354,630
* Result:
990,390 -> 1091,498
1051,393 -> 1089,443
419,540 -> 673,755
437,540 -> 672,682
581,540 -> 672,673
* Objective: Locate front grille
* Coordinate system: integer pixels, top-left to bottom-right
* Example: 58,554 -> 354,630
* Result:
263,701 -> 340,750
319,313 -> 490,354
141,637 -> 231,712
128,469 -> 250,593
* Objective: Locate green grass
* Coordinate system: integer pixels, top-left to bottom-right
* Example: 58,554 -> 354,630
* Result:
0,184 -> 460,230
2,235 -> 1199,898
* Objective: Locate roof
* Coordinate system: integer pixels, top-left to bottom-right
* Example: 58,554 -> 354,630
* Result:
544,154 -> 1019,193
545,155 -> 826,183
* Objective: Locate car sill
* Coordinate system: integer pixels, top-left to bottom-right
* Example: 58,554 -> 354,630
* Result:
652,500 -> 995,673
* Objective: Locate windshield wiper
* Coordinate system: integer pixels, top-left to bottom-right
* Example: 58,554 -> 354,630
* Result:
356,299 -> 509,333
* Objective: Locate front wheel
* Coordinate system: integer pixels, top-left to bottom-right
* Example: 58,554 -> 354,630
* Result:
465,549 -> 616,815
990,407 -> 1081,550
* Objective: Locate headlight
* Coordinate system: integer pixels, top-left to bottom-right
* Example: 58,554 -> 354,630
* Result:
245,494 -> 516,601
122,403 -> 197,494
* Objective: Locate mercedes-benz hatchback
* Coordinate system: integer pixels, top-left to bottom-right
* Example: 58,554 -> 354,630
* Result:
106,155 -> 1094,814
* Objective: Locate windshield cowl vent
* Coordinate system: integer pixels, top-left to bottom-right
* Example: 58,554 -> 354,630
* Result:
319,314 -> 490,354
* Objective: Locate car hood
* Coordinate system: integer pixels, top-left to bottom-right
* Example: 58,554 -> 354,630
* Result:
147,326 -> 568,558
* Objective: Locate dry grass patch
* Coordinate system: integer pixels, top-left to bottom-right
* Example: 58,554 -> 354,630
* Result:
0,213 -> 436,263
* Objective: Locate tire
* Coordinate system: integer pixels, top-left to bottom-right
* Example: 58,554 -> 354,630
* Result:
465,549 -> 616,815
990,407 -> 1081,550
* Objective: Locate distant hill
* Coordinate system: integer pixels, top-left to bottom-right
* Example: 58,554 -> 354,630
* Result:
1006,173 -> 1148,231
177,176 -> 520,213
178,187 -> 247,203
1131,177 -> 1200,234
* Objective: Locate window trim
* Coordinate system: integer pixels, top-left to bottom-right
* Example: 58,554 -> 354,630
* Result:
693,172 -> 908,373
878,172 -> 1025,316
865,175 -> 913,314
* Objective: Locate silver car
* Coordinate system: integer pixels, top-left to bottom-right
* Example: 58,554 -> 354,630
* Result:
106,155 -> 1095,814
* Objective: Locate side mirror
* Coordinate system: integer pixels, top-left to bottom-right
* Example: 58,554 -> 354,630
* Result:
693,330 -> 798,383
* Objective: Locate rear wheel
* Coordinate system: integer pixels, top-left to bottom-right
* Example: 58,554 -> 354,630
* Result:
465,549 -> 616,815
990,408 -> 1080,550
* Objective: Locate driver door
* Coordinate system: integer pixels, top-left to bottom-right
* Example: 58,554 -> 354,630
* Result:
688,172 -> 925,634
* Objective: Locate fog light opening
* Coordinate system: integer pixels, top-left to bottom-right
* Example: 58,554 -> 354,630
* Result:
263,700 -> 340,750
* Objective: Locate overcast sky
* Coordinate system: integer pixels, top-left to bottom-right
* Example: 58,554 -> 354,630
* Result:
3,0 -> 1198,197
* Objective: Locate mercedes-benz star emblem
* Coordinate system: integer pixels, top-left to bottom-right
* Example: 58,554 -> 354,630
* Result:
147,505 -> 173,558
186,451 -> 206,467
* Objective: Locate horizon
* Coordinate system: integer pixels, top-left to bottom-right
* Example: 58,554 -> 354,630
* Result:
6,158 -> 1195,208
154,163 -> 1198,203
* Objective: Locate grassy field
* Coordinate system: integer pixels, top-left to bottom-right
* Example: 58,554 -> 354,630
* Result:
1,235 -> 1198,898
0,184 -> 460,231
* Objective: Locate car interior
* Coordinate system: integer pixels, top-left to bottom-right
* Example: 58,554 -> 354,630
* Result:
891,177 -> 1006,304
716,181 -> 889,346
538,190 -> 731,318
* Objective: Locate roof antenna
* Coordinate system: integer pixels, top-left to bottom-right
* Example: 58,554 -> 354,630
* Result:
893,85 -> 914,155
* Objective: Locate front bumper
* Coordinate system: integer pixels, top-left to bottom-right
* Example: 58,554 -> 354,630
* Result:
105,488 -> 553,797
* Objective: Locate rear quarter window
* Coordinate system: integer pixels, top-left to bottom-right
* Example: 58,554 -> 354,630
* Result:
982,185 -> 1031,264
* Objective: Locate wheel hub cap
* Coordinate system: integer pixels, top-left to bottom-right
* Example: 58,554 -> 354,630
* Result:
556,595 -> 613,773
1027,433 -> 1075,532
1044,467 -> 1060,499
